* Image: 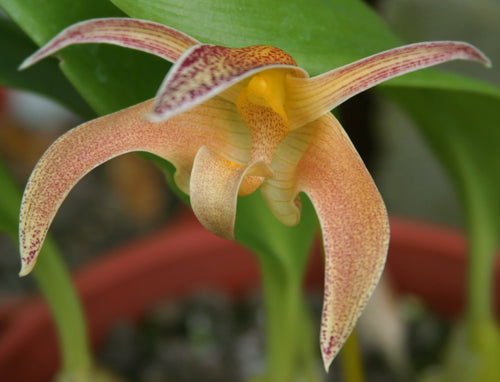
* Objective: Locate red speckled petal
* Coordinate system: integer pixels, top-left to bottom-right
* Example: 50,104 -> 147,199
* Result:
147,44 -> 307,122
19,18 -> 199,69
299,114 -> 389,370
262,113 -> 389,370
19,97 -> 250,276
190,146 -> 272,240
286,41 -> 491,128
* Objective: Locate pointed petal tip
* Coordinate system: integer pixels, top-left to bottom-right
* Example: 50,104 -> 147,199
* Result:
18,49 -> 52,70
457,41 -> 492,68
18,224 -> 43,277
18,57 -> 34,71
480,52 -> 492,68
19,266 -> 31,277
322,352 -> 333,373
19,51 -> 62,71
18,257 -> 36,277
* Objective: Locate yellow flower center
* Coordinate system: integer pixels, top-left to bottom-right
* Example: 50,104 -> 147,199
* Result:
238,69 -> 289,124
236,69 -> 290,195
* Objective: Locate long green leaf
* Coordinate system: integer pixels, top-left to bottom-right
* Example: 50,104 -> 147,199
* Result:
111,0 -> 398,71
383,87 -> 500,306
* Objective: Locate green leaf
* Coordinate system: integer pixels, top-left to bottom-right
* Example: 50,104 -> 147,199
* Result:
385,88 -> 500,241
111,0 -> 399,74
0,17 -> 94,117
0,0 -> 171,115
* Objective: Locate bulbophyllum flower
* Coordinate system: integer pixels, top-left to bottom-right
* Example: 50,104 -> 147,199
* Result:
18,18 -> 490,370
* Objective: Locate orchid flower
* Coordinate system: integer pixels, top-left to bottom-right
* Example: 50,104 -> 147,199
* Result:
18,18 -> 490,370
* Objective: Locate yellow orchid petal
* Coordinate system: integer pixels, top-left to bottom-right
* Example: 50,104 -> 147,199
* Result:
147,44 -> 307,122
190,146 -> 272,240
19,97 -> 250,276
286,41 -> 491,128
262,113 -> 389,371
19,18 -> 199,69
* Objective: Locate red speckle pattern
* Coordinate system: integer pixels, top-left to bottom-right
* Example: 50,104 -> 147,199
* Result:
19,97 -> 250,275
261,113 -> 389,370
286,41 -> 490,128
20,18 -> 199,69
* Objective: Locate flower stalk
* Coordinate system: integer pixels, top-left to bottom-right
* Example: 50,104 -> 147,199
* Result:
0,162 -> 95,379
32,239 -> 94,379
258,255 -> 320,382
461,194 -> 500,381
340,330 -> 364,382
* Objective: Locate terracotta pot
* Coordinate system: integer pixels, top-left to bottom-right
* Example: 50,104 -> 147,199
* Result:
0,212 -> 498,381
386,217 -> 499,318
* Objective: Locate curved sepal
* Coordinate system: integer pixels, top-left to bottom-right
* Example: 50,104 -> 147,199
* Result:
19,18 -> 199,70
286,41 -> 491,128
263,113 -> 389,370
19,97 -> 249,276
299,114 -> 389,370
147,44 -> 306,122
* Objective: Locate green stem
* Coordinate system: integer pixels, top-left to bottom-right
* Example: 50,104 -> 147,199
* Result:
466,207 -> 497,329
442,183 -> 500,382
340,330 -> 364,382
0,160 -> 94,377
258,256 -> 320,382
32,239 -> 93,376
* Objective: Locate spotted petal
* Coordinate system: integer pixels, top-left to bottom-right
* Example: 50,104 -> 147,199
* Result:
262,113 -> 389,371
19,18 -> 199,70
286,41 -> 491,128
19,97 -> 250,276
147,44 -> 307,122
